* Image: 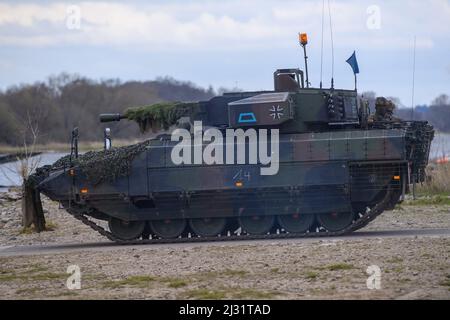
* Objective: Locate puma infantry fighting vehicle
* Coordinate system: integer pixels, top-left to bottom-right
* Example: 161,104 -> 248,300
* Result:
27,37 -> 434,243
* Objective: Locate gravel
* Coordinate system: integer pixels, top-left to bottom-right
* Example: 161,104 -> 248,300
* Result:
0,190 -> 449,299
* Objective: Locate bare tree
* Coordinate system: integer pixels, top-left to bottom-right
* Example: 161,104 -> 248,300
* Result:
20,110 -> 46,232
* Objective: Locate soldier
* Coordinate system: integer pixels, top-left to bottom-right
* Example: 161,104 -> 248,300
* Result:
369,97 -> 399,122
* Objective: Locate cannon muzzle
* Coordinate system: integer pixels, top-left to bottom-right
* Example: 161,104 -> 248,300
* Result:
99,113 -> 126,123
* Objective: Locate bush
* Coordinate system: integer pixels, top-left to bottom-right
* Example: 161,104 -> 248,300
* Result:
418,163 -> 450,195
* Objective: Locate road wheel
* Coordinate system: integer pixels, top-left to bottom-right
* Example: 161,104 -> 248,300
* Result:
189,217 -> 227,237
108,218 -> 146,241
239,214 -> 274,235
317,212 -> 355,232
277,212 -> 314,233
149,219 -> 186,239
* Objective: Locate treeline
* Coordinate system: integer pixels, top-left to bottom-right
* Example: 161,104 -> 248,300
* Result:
0,77 -> 449,147
394,94 -> 450,133
0,73 -> 216,146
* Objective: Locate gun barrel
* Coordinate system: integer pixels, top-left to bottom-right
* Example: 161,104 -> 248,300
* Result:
99,113 -> 126,123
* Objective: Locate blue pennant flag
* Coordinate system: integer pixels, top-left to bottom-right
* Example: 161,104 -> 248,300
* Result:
346,51 -> 359,74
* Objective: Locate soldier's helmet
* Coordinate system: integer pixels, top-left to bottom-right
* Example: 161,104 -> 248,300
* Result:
375,97 -> 396,112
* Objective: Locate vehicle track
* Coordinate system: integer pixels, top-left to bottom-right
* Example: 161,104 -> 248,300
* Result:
63,183 -> 398,244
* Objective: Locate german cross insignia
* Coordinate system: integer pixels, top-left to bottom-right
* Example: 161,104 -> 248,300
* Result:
269,105 -> 284,120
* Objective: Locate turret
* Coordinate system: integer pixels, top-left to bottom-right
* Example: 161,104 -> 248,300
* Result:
100,68 -> 360,134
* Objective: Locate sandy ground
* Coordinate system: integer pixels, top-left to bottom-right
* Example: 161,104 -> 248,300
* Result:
0,191 -> 449,299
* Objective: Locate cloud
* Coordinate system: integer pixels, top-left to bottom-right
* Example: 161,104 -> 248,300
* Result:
0,2 -> 283,49
0,0 -> 448,51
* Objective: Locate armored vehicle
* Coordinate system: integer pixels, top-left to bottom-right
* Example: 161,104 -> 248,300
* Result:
27,51 -> 434,243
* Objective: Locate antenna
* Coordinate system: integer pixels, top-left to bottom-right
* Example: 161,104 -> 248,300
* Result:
410,35 -> 417,200
328,0 -> 335,89
320,0 -> 325,89
411,36 -> 416,120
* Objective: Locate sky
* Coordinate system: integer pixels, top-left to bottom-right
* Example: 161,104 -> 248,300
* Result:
0,0 -> 449,106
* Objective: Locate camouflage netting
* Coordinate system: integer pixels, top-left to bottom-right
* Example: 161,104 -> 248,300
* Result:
124,102 -> 199,133
22,140 -> 153,230
53,139 -> 153,185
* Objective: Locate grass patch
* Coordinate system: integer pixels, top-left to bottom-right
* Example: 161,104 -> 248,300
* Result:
166,279 -> 188,288
102,275 -> 156,289
417,163 -> 450,195
305,271 -> 319,280
19,221 -> 57,234
181,287 -> 277,300
0,264 -> 66,283
192,269 -> 249,281
19,226 -> 34,235
326,263 -> 354,271
404,195 -> 450,206
0,272 -> 65,282
29,272 -> 67,281
15,287 -> 40,295
391,266 -> 404,273
45,220 -> 58,231
231,288 -> 278,299
387,257 -> 404,264
27,264 -> 49,273
440,275 -> 450,290
182,289 -> 227,299
0,273 -> 20,281
222,269 -> 248,277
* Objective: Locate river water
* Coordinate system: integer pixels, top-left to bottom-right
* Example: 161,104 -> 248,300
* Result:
0,153 -> 68,192
1,132 -> 449,192
430,132 -> 450,159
